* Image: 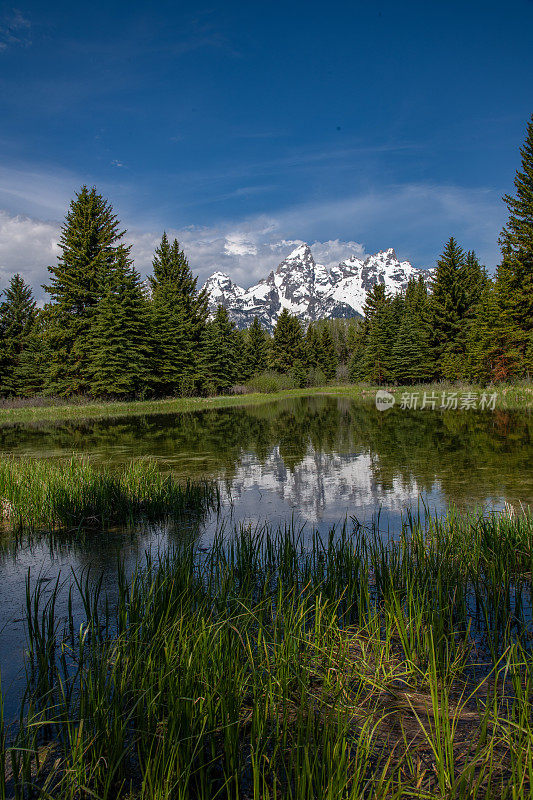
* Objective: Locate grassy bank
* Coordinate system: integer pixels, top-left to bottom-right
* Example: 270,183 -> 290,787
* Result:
0,456 -> 218,530
0,380 -> 531,424
2,508 -> 533,798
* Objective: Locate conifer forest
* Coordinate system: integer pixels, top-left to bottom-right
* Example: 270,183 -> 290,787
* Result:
1,115 -> 532,400
1,3 -> 533,797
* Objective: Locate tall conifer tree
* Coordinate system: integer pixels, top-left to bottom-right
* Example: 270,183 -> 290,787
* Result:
44,186 -> 129,394
0,274 -> 37,395
270,309 -> 305,373
245,316 -> 268,376
88,253 -> 150,397
429,238 -> 468,378
318,326 -> 337,379
199,305 -> 238,393
494,114 -> 533,377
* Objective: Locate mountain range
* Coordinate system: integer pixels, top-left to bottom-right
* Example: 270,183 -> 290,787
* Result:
202,244 -> 428,331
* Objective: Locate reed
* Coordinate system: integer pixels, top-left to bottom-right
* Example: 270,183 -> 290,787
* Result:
1,508 -> 533,798
0,456 -> 219,530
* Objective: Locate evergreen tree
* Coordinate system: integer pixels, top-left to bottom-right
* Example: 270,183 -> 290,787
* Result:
199,305 -> 238,393
463,251 -> 488,309
88,254 -> 150,397
361,300 -> 396,383
9,312 -> 51,397
350,283 -> 395,382
494,114 -> 533,378
150,291 -> 193,397
245,316 -> 268,376
0,274 -> 37,395
150,234 -> 208,344
429,237 -> 468,378
270,309 -> 305,373
44,186 -> 129,394
148,234 -> 208,391
304,324 -> 322,369
318,325 -> 337,380
391,311 -> 433,384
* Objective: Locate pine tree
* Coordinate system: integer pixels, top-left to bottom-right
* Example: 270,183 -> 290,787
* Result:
318,325 -> 337,380
361,300 -> 396,383
270,309 -> 305,373
429,237 -> 468,378
245,316 -> 268,376
199,305 -> 238,393
150,291 -> 193,397
391,311 -> 433,384
9,312 -> 52,397
150,234 -> 208,344
148,234 -> 208,391
463,251 -> 488,309
0,274 -> 37,395
304,324 -> 321,369
88,253 -> 150,397
44,186 -> 129,394
350,283 -> 395,383
494,114 -> 533,378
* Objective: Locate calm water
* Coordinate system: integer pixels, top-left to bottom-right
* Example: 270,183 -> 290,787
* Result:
1,395 -> 532,716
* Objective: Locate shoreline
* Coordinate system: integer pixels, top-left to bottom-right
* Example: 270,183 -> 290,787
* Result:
0,381 -> 531,424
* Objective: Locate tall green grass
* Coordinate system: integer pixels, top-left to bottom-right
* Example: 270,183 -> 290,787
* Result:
0,456 -> 219,530
1,508 -> 533,798
0,380 -> 529,424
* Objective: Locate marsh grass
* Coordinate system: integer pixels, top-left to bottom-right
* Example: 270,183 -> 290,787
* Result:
0,456 -> 219,531
2,508 -> 533,798
0,381 -> 530,425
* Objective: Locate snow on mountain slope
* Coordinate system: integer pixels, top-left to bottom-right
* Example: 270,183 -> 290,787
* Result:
202,244 -> 428,331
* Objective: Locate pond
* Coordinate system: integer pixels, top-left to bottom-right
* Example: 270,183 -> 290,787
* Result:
0,394 -> 532,717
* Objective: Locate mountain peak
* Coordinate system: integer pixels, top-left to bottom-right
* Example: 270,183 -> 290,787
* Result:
285,243 -> 313,261
202,244 -> 428,331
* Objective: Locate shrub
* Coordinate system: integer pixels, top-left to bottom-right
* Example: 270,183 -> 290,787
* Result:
245,371 -> 297,394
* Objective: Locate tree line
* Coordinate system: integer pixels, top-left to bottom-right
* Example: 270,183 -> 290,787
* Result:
0,114 -> 532,397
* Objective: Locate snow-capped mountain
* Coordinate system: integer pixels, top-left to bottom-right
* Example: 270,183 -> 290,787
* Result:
202,244 -> 427,331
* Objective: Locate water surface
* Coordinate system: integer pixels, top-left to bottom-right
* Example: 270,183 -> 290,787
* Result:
1,395 -> 532,716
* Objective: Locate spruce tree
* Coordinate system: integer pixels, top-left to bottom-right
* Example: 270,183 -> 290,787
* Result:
150,291 -> 194,397
494,113 -> 533,378
304,324 -> 321,369
391,311 -> 433,384
246,316 -> 268,376
429,237 -> 468,378
0,274 -> 37,395
44,186 -> 129,394
199,305 -> 238,393
318,325 -> 337,380
351,283 -> 394,383
88,253 -> 150,397
270,309 -> 305,373
150,234 -> 208,344
148,234 -> 208,391
361,300 -> 396,383
10,312 -> 51,397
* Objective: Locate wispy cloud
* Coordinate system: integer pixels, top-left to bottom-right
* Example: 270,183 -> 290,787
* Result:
0,8 -> 31,52
0,178 -> 505,303
0,211 -> 59,297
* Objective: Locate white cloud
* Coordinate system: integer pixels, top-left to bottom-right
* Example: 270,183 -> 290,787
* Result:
0,211 -> 59,300
0,180 -> 505,302
224,233 -> 258,257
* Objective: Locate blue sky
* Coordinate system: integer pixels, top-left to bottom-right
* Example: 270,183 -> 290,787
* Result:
1,0 -> 532,296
